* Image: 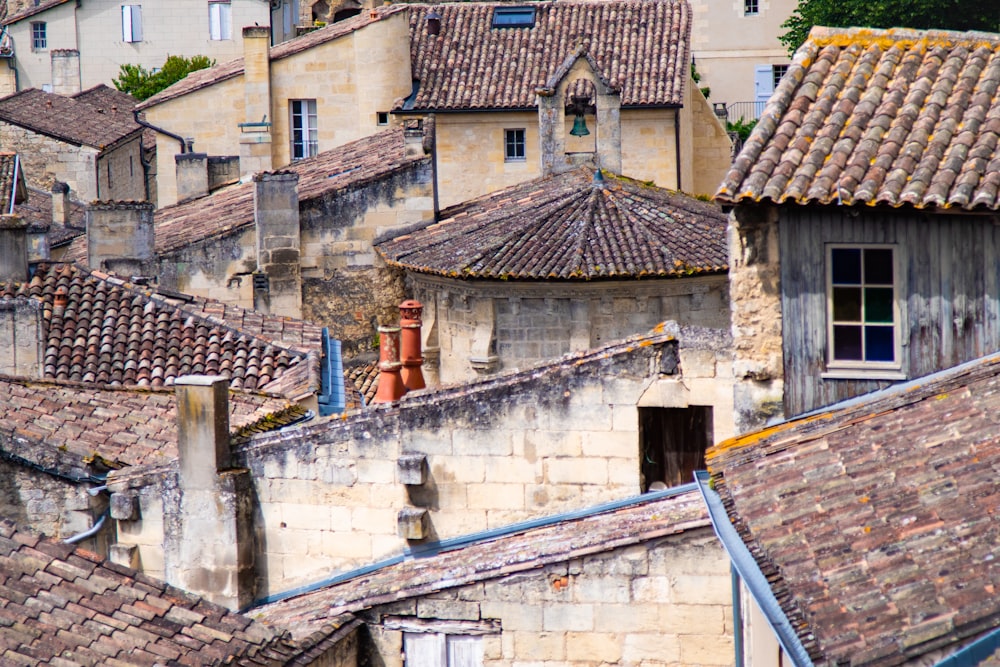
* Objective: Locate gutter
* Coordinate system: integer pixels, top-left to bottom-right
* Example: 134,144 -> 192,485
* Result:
132,108 -> 186,154
695,470 -> 814,667
934,628 -> 1000,667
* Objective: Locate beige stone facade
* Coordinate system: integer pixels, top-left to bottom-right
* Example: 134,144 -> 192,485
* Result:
4,0 -> 277,93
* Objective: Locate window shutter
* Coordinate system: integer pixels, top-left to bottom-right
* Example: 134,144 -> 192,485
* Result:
220,3 -> 231,40
404,633 -> 445,667
754,64 -> 773,103
122,5 -> 132,41
122,6 -> 142,42
209,3 -> 220,39
447,637 -> 483,667
132,7 -> 142,41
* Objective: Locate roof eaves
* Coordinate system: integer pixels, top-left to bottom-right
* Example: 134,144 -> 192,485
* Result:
695,471 -> 815,667
1,0 -> 72,25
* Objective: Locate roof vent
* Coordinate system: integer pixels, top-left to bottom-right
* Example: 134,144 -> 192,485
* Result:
492,6 -> 535,28
425,9 -> 441,35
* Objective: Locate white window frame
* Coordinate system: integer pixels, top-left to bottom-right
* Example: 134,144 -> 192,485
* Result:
31,21 -> 46,50
122,5 -> 143,43
504,128 -> 525,162
209,1 -> 232,40
743,0 -> 759,15
403,633 -> 483,667
290,99 -> 318,160
822,243 -> 905,380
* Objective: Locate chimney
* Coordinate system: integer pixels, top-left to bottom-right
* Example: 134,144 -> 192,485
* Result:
172,375 -> 255,611
254,171 -> 301,318
239,25 -> 273,178
373,325 -> 405,403
50,49 -> 81,96
175,151 -> 209,202
51,181 -> 70,225
0,297 -> 42,378
403,119 -> 425,158
425,9 -> 441,35
86,201 -> 155,277
399,299 -> 425,390
0,214 -> 28,282
27,222 -> 50,264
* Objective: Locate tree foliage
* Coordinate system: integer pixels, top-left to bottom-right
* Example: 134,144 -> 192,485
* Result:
112,55 -> 215,101
780,0 -> 1000,53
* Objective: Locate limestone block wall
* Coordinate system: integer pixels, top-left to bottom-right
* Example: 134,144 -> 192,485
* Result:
410,273 -> 730,384
621,108 -> 680,190
362,528 -> 734,667
686,81 -> 734,197
107,330 -> 737,597
5,1 -> 78,90
95,136 -> 146,201
0,123 -> 100,200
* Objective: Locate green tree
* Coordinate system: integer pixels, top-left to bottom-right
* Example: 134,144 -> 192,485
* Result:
780,0 -> 1000,53
112,55 -> 215,101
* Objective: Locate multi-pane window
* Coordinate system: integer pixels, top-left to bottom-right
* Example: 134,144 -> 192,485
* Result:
492,6 -> 535,28
504,128 -> 525,162
31,22 -> 46,50
209,1 -> 232,40
772,64 -> 789,90
828,246 -> 898,365
744,0 -> 758,15
290,99 -> 318,160
122,5 -> 143,42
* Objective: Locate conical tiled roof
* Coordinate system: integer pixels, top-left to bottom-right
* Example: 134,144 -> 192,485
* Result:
376,169 -> 728,280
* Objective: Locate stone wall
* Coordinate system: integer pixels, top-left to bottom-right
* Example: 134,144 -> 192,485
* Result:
0,123 -> 100,200
686,81 -> 734,198
728,204 -> 784,433
361,527 -> 734,667
95,135 -> 146,201
107,328 -> 737,597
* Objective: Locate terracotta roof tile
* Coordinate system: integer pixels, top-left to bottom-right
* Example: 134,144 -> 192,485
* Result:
717,26 -> 1000,211
60,125 -> 427,261
405,0 -> 691,110
254,490 -> 708,640
345,361 -> 378,406
0,518 -> 301,665
377,168 -> 728,280
0,89 -> 141,151
0,263 -> 321,396
1,0 -> 72,25
707,353 -> 1000,665
18,186 -> 86,247
71,85 -> 155,151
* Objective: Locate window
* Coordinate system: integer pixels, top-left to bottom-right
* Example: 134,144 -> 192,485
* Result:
772,64 -> 789,90
492,6 -> 535,28
504,128 -> 525,162
122,5 -> 142,43
290,99 -> 318,160
404,633 -> 482,667
827,245 -> 900,369
639,406 -> 712,490
376,111 -> 389,126
744,0 -> 758,15
209,1 -> 232,40
31,22 -> 46,50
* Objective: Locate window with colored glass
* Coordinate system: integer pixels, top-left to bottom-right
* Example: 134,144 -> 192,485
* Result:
828,246 -> 898,365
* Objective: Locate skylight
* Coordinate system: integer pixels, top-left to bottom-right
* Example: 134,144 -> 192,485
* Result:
492,6 -> 535,28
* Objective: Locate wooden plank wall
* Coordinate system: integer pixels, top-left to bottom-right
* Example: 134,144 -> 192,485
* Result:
780,207 -> 1000,416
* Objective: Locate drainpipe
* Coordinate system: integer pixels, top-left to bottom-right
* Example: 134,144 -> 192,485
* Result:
64,510 -> 108,544
674,107 -> 682,191
133,109 -> 187,154
373,325 -> 405,403
399,300 -> 425,391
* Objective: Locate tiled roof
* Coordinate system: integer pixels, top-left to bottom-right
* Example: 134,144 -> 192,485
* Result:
17,186 -> 86,247
0,0 -> 70,24
376,169 -> 728,280
138,6 -> 407,109
345,361 -> 378,406
717,27 -> 1000,211
707,353 -> 1000,665
0,263 -> 321,395
405,0 -> 691,111
61,125 -> 428,261
0,151 -> 25,215
0,375 -> 304,468
0,88 -> 141,151
0,518 -> 301,665
71,84 -> 155,150
254,490 -> 709,640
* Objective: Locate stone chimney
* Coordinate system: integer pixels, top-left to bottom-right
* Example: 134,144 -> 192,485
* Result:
51,181 -> 70,225
51,49 -> 81,96
86,201 -> 155,277
175,151 -> 209,202
171,375 -> 255,611
27,222 -> 50,264
254,171 -> 301,318
0,297 -> 42,378
0,214 -> 27,283
239,25 -> 273,178
403,119 -> 425,158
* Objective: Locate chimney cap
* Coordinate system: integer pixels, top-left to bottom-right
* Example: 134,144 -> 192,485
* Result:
51,181 -> 69,194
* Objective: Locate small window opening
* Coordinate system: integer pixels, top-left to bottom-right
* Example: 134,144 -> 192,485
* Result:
504,128 -> 525,161
492,6 -> 535,28
744,0 -> 759,15
772,64 -> 789,90
639,406 -> 712,490
376,111 -> 389,126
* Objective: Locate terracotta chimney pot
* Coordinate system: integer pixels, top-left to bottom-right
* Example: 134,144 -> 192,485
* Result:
399,299 -> 425,391
373,325 -> 406,403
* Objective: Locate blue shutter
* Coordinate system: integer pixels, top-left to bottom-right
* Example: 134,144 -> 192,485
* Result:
754,65 -> 773,103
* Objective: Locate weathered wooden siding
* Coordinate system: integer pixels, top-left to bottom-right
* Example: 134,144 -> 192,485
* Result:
780,207 -> 1000,416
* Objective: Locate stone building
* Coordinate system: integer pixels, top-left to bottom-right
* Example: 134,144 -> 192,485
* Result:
0,0 -> 297,95
717,26 -> 1000,431
137,0 -> 732,208
255,488 -> 734,667
0,87 -> 144,201
377,168 -> 729,385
